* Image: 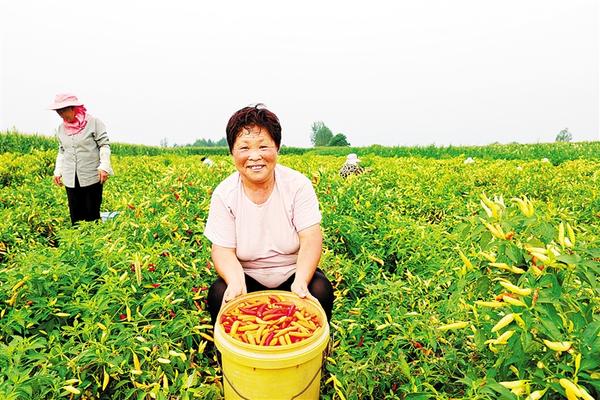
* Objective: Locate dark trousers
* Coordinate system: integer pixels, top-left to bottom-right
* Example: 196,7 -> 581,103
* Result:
65,175 -> 103,225
207,268 -> 334,325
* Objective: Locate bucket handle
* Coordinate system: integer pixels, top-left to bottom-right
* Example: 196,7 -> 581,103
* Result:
222,371 -> 253,400
290,349 -> 327,399
290,330 -> 334,400
220,353 -> 325,400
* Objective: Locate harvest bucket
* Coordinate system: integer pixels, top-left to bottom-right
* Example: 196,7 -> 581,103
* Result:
100,211 -> 119,222
214,290 -> 330,400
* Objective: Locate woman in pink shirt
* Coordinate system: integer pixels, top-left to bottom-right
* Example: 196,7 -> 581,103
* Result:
204,104 -> 334,324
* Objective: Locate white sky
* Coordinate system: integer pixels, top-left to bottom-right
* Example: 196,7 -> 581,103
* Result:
1,0 -> 598,147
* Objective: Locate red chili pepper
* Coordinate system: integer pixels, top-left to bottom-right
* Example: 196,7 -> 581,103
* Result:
285,305 -> 296,317
263,307 -> 287,316
151,283 -> 161,288
280,319 -> 292,329
256,303 -> 268,318
264,332 -> 275,346
358,336 -> 364,347
262,313 -> 286,321
274,302 -> 296,308
269,296 -> 279,304
238,307 -> 258,315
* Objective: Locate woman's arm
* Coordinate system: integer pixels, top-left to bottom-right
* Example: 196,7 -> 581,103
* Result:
291,224 -> 323,298
211,244 -> 247,302
92,119 -> 114,176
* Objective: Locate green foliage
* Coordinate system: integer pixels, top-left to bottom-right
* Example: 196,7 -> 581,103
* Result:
0,135 -> 599,399
453,195 -> 599,398
328,134 -> 351,147
4,131 -> 600,163
311,122 -> 334,147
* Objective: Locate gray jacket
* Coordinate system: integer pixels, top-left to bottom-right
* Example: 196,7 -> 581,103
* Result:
53,116 -> 114,188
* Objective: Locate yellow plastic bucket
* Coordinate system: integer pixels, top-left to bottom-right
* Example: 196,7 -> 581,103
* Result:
214,290 -> 330,400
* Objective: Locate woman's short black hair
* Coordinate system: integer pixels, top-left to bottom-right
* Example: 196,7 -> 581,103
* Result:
225,104 -> 281,153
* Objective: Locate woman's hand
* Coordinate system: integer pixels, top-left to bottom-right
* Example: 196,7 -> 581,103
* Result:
222,280 -> 247,305
291,279 -> 319,304
211,244 -> 247,306
98,169 -> 109,184
53,175 -> 63,186
293,224 -> 323,304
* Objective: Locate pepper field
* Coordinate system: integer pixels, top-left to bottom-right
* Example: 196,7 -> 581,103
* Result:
0,134 -> 599,399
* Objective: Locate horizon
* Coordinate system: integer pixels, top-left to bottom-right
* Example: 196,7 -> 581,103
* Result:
3,128 -> 598,150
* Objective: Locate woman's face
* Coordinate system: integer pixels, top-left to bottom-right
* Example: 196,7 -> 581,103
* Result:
56,107 -> 76,123
232,125 -> 278,187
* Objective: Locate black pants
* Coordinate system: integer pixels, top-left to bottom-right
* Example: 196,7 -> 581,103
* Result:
207,268 -> 334,325
65,175 -> 103,225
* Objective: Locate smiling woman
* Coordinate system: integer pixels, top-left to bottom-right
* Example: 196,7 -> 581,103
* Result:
204,104 -> 334,325
230,125 -> 278,204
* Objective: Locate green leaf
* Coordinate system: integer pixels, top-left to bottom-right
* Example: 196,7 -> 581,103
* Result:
486,382 -> 518,399
536,303 -> 564,338
396,351 -> 411,381
556,254 -> 581,265
505,243 -> 523,264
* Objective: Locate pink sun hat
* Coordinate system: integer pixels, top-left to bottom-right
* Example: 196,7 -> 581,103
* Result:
48,93 -> 83,110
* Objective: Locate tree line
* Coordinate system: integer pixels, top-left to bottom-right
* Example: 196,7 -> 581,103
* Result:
181,125 -> 572,148
180,121 -> 350,148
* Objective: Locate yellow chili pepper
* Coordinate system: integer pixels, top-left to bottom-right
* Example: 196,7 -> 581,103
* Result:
437,321 -> 469,331
475,300 -> 507,308
499,281 -> 532,296
491,313 -> 515,332
502,295 -> 527,307
543,340 -> 572,353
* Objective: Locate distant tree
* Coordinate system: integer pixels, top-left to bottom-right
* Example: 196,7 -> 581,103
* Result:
160,137 -> 169,147
555,128 -> 572,142
328,133 -> 350,146
311,121 -> 333,147
191,137 -> 227,147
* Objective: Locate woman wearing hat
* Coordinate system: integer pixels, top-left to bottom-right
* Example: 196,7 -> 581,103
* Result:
339,153 -> 364,178
49,93 -> 114,225
204,104 -> 334,324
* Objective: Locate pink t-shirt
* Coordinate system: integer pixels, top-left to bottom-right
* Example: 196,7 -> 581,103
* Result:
204,164 -> 322,287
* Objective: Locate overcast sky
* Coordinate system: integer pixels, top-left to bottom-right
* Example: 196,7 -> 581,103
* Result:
1,0 -> 598,147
